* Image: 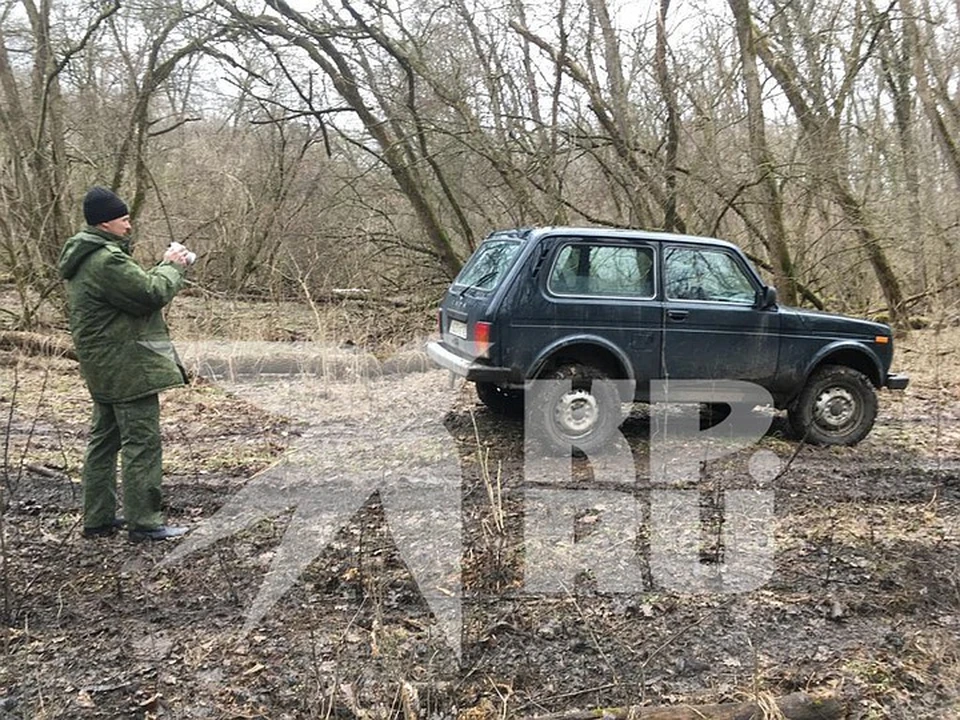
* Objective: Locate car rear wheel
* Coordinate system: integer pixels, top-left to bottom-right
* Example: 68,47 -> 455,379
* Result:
788,365 -> 877,445
476,381 -> 524,417
529,363 -> 622,454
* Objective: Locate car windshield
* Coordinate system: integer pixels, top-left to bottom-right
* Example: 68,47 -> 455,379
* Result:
454,239 -> 522,292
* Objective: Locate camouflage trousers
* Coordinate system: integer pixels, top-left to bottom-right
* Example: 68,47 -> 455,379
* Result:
82,394 -> 164,530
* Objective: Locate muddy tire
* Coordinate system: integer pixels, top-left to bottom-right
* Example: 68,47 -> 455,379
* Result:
788,365 -> 877,445
528,363 -> 622,454
476,381 -> 524,417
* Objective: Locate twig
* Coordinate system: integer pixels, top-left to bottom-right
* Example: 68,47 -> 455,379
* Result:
177,423 -> 203,486
821,511 -> 840,588
565,590 -> 621,684
535,683 -> 619,705
866,277 -> 960,315
487,677 -> 515,720
23,464 -> 70,482
14,369 -> 50,494
0,484 -> 9,624
401,681 -> 420,720
52,421 -> 77,502
772,428 -> 810,484
470,410 -> 505,535
81,680 -> 136,694
2,365 -> 18,493
641,608 -> 717,669
215,545 -> 242,606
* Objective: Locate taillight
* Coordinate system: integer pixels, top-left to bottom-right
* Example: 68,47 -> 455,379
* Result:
474,321 -> 492,358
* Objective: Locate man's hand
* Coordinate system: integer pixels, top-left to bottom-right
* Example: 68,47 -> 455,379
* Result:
163,246 -> 190,266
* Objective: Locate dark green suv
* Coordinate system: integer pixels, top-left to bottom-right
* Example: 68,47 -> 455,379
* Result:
426,227 -> 908,451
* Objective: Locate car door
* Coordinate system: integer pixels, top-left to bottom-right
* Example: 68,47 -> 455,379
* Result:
661,244 -> 780,383
506,236 -> 661,387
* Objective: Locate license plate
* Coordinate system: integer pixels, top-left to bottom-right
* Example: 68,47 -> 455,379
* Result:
448,319 -> 467,339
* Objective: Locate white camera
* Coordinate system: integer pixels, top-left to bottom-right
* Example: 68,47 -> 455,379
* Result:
169,241 -> 197,265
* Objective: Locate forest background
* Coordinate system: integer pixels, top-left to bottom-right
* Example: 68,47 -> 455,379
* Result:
2,0 -> 960,335
2,2 -> 960,717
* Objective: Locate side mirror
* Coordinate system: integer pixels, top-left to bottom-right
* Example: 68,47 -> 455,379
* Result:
758,286 -> 778,309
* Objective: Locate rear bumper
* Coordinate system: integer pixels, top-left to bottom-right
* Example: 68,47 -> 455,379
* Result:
885,373 -> 909,390
425,341 -> 513,383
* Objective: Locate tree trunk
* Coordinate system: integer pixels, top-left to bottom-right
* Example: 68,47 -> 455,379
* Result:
728,0 -> 798,304
0,331 -> 77,360
902,0 -> 960,191
273,0 -> 463,278
655,0 -> 686,233
877,5 -> 928,290
752,16 -> 907,326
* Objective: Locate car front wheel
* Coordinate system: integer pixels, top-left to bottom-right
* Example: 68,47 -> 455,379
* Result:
529,363 -> 623,454
788,365 -> 878,445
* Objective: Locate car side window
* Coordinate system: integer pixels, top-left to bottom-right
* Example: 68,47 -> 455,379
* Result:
549,243 -> 655,298
664,246 -> 756,303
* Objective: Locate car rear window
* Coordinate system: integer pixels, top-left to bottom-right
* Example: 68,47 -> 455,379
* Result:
453,239 -> 522,292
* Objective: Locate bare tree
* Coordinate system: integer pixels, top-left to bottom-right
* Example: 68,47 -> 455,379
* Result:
212,0 -> 465,278
3,0 -> 957,323
653,0 -> 685,233
750,0 -> 907,325
0,0 -> 120,325
105,4 -> 233,217
511,15 -> 677,229
902,0 -> 960,190
728,0 -> 798,304
874,0 -> 930,292
0,0 -> 232,324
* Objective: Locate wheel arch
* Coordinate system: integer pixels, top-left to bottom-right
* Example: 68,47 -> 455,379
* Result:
528,337 -> 634,396
803,343 -> 884,389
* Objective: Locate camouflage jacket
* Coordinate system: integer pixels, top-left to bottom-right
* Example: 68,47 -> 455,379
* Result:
58,227 -> 187,403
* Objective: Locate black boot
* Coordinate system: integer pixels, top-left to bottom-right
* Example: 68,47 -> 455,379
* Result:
82,518 -> 127,538
128,525 -> 188,542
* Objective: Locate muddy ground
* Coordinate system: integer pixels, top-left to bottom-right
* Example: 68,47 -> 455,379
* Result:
0,325 -> 958,719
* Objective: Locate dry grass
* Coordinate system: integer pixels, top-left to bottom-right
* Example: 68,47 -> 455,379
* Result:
170,290 -> 437,356
897,326 -> 960,386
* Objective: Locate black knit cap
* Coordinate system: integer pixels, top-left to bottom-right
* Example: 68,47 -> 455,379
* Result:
83,186 -> 129,226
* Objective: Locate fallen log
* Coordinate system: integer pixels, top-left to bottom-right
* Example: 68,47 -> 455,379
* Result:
0,331 -> 77,361
522,692 -> 845,720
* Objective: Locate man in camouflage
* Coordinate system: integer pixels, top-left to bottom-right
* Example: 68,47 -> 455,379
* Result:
58,186 -> 191,542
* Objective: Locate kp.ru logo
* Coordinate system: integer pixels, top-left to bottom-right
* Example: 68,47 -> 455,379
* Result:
161,342 -> 779,661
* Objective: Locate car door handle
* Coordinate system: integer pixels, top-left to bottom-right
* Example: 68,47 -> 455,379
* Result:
667,309 -> 689,321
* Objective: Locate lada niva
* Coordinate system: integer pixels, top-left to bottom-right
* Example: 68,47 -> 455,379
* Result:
427,227 -> 909,452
